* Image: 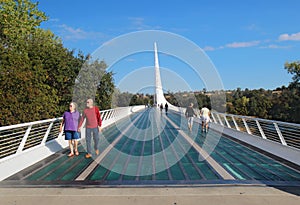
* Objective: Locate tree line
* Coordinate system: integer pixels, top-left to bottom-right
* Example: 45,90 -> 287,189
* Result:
226,61 -> 300,123
126,63 -> 300,124
0,0 -> 114,126
1,0 -> 299,126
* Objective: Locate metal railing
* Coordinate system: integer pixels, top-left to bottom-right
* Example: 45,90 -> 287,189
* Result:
211,112 -> 300,150
0,118 -> 61,159
0,106 -> 144,160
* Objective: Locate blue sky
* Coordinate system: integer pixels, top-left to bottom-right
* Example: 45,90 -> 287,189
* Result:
36,0 -> 300,92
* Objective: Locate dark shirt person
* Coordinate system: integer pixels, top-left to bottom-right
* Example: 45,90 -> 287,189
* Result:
185,103 -> 197,131
165,103 -> 168,115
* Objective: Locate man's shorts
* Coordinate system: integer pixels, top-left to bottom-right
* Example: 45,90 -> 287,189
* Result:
65,131 -> 80,140
188,117 -> 194,125
201,116 -> 210,123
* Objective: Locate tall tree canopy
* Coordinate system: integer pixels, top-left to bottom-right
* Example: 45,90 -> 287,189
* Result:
0,0 -> 114,126
0,0 -> 53,125
285,61 -> 300,86
73,59 -> 115,111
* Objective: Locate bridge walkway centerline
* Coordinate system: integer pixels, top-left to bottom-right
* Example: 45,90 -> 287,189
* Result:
3,108 -> 300,186
76,110 -> 146,180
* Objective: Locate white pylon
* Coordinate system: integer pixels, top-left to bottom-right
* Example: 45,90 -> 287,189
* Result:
154,42 -> 167,107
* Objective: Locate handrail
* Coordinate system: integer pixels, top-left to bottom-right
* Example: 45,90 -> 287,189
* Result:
0,106 -> 145,160
211,112 -> 300,150
169,106 -> 300,150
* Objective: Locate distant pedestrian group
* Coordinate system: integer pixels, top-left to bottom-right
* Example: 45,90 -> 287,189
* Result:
185,103 -> 211,133
159,103 -> 169,115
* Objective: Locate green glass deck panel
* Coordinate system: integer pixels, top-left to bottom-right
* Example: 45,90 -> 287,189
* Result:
6,109 -> 300,185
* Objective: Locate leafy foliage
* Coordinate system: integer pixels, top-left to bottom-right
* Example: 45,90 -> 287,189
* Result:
285,61 -> 300,86
0,0 -> 114,126
73,58 -> 115,111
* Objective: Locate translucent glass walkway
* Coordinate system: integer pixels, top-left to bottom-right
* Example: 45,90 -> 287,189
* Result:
4,108 -> 300,186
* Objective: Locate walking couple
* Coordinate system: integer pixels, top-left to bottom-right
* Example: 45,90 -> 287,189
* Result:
60,99 -> 102,158
185,103 -> 211,133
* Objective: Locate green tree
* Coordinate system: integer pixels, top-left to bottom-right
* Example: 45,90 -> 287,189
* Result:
73,59 -> 109,111
0,0 -> 86,125
0,0 -> 53,125
165,91 -> 179,106
0,0 -> 47,50
234,96 -> 249,115
27,28 -> 85,115
96,70 -> 115,110
113,91 -> 134,107
285,61 -> 300,87
247,89 -> 272,118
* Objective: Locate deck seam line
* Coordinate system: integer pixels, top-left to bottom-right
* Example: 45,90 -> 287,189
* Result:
75,112 -> 144,181
164,116 -> 235,180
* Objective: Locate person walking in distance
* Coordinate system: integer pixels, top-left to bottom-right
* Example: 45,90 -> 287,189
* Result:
200,105 -> 211,133
185,103 -> 197,132
78,99 -> 102,158
160,103 -> 163,112
165,103 -> 168,115
60,102 -> 80,157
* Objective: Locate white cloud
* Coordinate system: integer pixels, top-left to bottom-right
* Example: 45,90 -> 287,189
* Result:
128,17 -> 161,30
226,40 -> 260,48
129,17 -> 145,30
49,18 -> 59,22
244,24 -> 259,31
260,44 -> 292,49
279,32 -> 300,41
202,46 -> 215,51
58,24 -> 105,41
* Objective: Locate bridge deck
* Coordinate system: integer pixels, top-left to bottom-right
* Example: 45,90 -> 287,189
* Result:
3,108 -> 300,186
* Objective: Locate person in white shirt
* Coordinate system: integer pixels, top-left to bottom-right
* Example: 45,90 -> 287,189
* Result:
200,105 -> 211,132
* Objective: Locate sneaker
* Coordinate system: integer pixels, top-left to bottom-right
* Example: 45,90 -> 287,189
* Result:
95,150 -> 99,155
85,153 -> 92,158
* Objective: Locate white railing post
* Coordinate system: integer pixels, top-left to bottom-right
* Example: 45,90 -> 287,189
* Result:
223,114 -> 231,128
108,110 -> 113,120
256,120 -> 267,139
274,122 -> 287,146
217,114 -> 224,126
42,121 -> 54,144
211,112 -> 217,123
101,111 -> 107,121
242,118 -> 252,135
232,116 -> 240,131
16,125 -> 32,154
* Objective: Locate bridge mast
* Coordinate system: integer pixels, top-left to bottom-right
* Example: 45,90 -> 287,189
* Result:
154,42 -> 166,106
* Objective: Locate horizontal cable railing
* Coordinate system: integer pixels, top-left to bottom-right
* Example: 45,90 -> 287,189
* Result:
211,112 -> 300,150
0,106 -> 144,160
0,118 -> 61,159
